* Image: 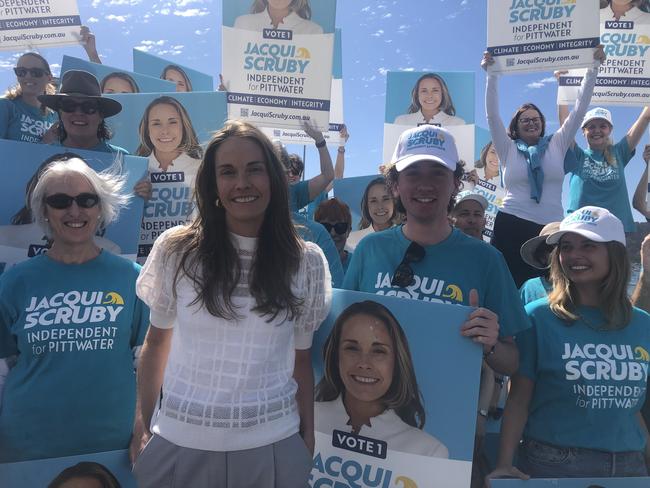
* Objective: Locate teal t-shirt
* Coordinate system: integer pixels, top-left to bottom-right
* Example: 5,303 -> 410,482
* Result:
343,226 -> 531,338
294,213 -> 344,288
565,138 -> 635,232
0,98 -> 56,143
298,191 -> 328,220
0,252 -> 149,462
52,139 -> 129,155
519,276 -> 552,306
290,180 -> 310,212
518,299 -> 650,452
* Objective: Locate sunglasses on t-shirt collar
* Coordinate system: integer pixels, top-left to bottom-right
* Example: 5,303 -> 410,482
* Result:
45,193 -> 100,210
391,241 -> 426,287
14,67 -> 48,78
58,99 -> 100,115
319,222 -> 349,235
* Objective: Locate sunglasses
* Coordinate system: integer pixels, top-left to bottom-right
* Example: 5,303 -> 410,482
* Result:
320,222 -> 349,235
45,193 -> 100,210
59,99 -> 100,115
14,67 -> 47,78
391,241 -> 425,287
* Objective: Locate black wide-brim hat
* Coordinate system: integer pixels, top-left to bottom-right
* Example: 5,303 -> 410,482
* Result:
38,70 -> 122,118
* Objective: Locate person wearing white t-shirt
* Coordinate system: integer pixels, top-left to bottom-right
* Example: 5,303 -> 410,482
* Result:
393,73 -> 466,127
315,301 -> 448,459
234,0 -> 324,34
131,121 -> 332,488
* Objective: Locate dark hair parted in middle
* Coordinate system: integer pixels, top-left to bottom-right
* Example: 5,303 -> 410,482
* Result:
164,120 -> 303,321
507,103 -> 546,141
315,300 -> 427,429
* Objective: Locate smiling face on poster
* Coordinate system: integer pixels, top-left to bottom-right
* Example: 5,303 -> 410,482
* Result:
0,140 -> 147,269
221,0 -> 337,131
60,56 -> 176,94
486,0 -> 600,74
132,49 -> 214,92
310,290 -> 482,488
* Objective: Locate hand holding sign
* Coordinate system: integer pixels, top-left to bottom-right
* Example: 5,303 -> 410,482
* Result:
460,289 -> 499,352
485,465 -> 530,487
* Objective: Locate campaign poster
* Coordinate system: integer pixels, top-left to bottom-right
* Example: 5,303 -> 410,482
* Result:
60,55 -> 176,94
558,6 -> 650,106
383,70 -> 475,165
262,28 -> 345,145
486,0 -> 600,74
0,449 -> 136,487
221,0 -> 337,131
0,0 -> 82,50
461,126 -> 505,242
132,48 -> 214,92
491,477 -> 650,488
0,140 -> 147,268
105,91 -> 227,260
310,289 -> 481,488
333,175 -> 382,232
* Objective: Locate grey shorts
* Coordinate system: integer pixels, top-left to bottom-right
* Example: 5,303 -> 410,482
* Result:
133,432 -> 313,488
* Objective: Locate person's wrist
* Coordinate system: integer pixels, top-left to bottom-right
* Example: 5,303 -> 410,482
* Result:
337,146 -> 345,153
483,342 -> 497,359
315,138 -> 326,148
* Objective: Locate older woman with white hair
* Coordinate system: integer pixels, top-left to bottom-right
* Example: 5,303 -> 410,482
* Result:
0,155 -> 149,463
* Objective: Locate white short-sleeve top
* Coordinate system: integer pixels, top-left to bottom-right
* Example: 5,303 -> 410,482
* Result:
136,226 -> 332,451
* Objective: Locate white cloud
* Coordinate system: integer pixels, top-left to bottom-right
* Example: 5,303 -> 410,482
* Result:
86,17 -> 99,23
194,28 -> 210,35
173,8 -> 209,17
527,76 -> 557,89
105,14 -> 130,22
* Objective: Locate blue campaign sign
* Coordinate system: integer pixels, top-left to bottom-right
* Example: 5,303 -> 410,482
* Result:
0,449 -> 135,487
311,289 -> 481,487
0,140 -> 146,262
105,91 -> 228,153
132,49 -> 214,92
222,0 -> 336,33
385,71 -> 475,126
333,175 -> 382,231
491,478 -> 650,488
60,55 -> 176,94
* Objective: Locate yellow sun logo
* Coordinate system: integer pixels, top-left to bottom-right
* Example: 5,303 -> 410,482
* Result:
296,47 -> 311,59
442,284 -> 463,302
635,346 -> 650,362
395,476 -> 418,488
102,292 -> 124,305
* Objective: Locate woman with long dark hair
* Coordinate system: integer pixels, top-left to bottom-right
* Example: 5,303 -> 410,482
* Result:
131,120 -> 331,488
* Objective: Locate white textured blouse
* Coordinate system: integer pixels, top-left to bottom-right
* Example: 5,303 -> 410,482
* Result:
136,227 -> 332,451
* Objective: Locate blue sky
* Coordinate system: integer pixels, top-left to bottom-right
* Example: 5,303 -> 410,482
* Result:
1,0 -> 649,219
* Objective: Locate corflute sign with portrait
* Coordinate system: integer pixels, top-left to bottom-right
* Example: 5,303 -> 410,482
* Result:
486,0 -> 601,74
221,0 -> 336,131
0,0 -> 82,50
310,289 -> 482,488
558,3 -> 650,106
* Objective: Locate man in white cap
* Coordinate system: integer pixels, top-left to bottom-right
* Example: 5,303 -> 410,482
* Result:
343,125 -> 530,375
451,191 -> 488,240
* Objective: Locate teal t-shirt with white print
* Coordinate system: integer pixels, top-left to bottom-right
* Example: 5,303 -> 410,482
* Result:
0,252 -> 149,462
0,98 -> 56,143
342,225 -> 531,338
518,298 -> 650,452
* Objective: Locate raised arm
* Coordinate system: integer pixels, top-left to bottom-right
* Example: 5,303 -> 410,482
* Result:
626,107 -> 650,151
632,234 -> 650,313
303,121 -> 334,200
554,70 -> 574,149
325,124 -> 348,193
482,52 -> 511,165
80,26 -> 101,64
633,146 -> 650,219
554,46 -> 604,150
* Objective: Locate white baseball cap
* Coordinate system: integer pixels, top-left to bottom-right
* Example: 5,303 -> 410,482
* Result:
454,190 -> 488,211
391,125 -> 459,172
582,107 -> 613,128
546,206 -> 625,246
